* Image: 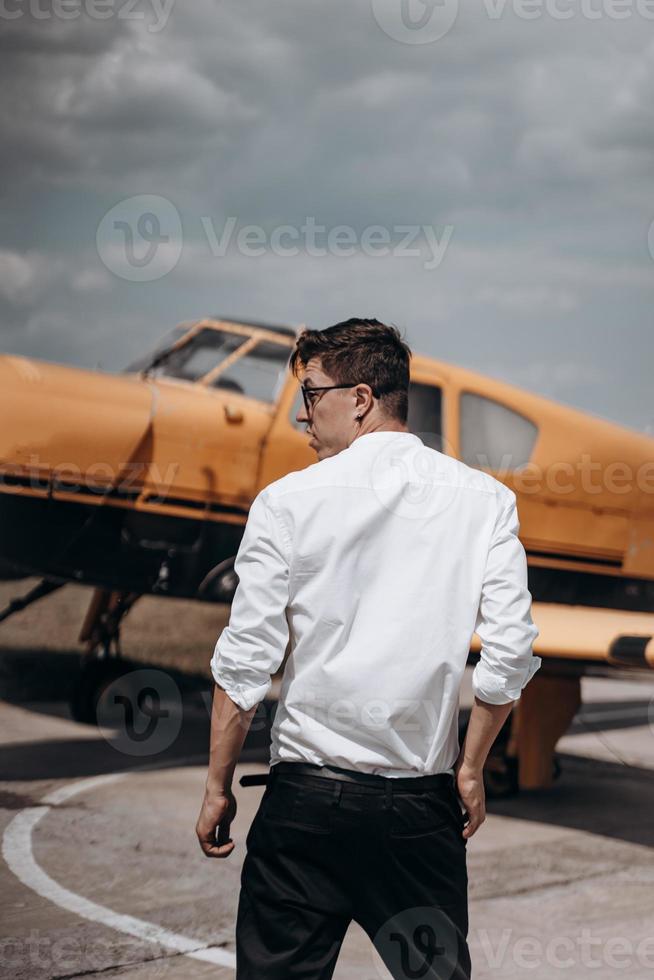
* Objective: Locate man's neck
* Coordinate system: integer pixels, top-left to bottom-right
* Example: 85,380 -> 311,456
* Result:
357,422 -> 409,437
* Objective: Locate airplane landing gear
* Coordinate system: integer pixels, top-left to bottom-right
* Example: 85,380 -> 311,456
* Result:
71,588 -> 141,724
458,712 -> 522,799
0,577 -> 66,623
458,703 -> 565,799
70,654 -> 136,726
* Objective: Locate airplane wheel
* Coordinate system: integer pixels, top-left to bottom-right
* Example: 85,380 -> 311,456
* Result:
70,659 -> 132,725
553,754 -> 562,781
458,713 -> 519,798
482,755 -> 519,798
198,558 -> 238,603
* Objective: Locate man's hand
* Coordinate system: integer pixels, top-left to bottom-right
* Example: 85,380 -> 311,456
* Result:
196,790 -> 237,859
453,695 -> 514,838
454,761 -> 485,839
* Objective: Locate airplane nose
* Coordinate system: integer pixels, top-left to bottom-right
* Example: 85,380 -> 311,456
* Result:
0,353 -> 154,492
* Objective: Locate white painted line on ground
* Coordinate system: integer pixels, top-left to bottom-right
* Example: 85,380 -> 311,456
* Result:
2,761 -> 236,970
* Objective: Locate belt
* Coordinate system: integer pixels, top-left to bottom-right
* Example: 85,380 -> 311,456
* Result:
269,761 -> 454,791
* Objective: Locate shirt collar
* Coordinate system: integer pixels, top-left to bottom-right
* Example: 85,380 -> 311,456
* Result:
346,431 -> 423,449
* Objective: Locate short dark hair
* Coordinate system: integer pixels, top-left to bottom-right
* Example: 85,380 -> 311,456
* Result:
289,318 -> 412,423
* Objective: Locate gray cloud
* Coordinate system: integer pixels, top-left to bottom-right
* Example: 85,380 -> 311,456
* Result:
0,0 -> 652,434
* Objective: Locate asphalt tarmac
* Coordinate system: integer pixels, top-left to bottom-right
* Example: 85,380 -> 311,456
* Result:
1,580 -> 653,978
2,668 -> 654,980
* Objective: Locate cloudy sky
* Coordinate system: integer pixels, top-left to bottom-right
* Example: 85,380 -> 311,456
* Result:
1,0 -> 653,434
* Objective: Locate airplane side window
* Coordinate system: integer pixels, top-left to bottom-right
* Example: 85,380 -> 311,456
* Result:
407,382 -> 443,451
460,392 -> 538,470
145,328 -> 246,381
289,380 -> 443,442
211,341 -> 290,403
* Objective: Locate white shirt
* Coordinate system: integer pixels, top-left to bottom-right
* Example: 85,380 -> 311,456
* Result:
211,430 -> 541,778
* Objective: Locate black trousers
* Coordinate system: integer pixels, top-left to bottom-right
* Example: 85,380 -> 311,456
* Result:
235,762 -> 471,979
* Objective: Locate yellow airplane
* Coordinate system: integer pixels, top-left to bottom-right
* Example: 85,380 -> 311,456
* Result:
1,315 -> 653,794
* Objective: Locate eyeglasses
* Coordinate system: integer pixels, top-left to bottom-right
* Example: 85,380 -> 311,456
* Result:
300,383 -> 360,415
300,380 -> 390,415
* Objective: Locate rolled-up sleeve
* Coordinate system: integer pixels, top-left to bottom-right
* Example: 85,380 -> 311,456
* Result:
472,487 -> 541,705
210,490 -> 291,710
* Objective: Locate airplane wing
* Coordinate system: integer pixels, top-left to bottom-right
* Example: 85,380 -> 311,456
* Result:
470,601 -> 654,670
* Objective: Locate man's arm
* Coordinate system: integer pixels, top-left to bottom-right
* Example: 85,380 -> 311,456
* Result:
209,490 -> 292,712
206,683 -> 258,796
456,486 -> 541,838
196,489 -> 291,858
195,684 -> 258,859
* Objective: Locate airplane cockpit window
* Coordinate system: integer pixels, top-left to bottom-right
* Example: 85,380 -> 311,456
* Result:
123,325 -> 190,374
124,327 -> 246,380
460,392 -> 538,470
151,328 -> 247,381
209,341 -> 290,403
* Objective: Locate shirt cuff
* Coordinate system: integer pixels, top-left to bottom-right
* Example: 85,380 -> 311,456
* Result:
210,656 -> 271,711
471,654 -> 542,705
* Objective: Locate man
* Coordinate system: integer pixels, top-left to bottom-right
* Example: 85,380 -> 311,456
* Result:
196,318 -> 541,979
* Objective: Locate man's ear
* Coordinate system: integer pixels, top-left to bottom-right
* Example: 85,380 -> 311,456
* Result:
356,383 -> 374,413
